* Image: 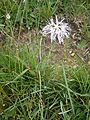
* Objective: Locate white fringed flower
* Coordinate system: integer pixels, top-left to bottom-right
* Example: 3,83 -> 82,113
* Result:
42,16 -> 71,44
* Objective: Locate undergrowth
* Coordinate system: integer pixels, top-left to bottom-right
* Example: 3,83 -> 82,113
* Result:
0,0 -> 90,120
0,44 -> 90,120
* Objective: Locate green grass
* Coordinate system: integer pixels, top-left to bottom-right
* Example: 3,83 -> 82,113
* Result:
0,0 -> 90,30
0,44 -> 90,120
0,0 -> 90,120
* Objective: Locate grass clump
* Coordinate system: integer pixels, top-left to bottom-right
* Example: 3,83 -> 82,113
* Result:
0,44 -> 90,120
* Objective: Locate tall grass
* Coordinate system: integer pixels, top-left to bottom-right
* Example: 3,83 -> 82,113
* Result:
0,44 -> 90,120
0,0 -> 89,29
0,0 -> 90,120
